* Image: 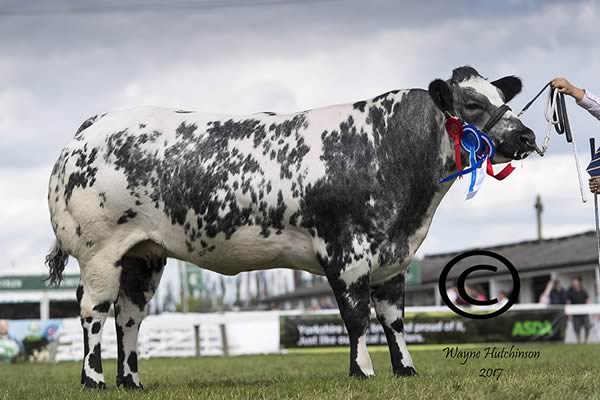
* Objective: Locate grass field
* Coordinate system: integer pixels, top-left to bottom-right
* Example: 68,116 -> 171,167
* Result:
1,344 -> 600,400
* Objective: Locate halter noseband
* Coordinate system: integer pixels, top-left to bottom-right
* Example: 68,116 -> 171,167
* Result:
482,104 -> 511,134
445,103 -> 512,134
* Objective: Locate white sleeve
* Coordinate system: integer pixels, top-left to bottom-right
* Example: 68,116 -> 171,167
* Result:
577,90 -> 600,121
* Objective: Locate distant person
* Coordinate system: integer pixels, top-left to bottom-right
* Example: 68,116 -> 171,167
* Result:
464,285 -> 478,305
319,299 -> 335,310
549,280 -> 567,305
496,290 -> 508,307
539,280 -> 554,305
473,285 -> 487,302
447,283 -> 468,306
446,284 -> 459,305
0,320 -> 21,363
566,277 -> 592,344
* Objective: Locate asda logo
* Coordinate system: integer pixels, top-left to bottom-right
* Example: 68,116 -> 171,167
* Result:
512,320 -> 553,337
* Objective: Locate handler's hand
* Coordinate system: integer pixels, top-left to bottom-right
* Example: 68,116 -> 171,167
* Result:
589,177 -> 600,194
551,77 -> 585,102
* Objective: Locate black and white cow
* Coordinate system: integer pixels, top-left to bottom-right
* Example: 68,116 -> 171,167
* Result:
46,66 -> 536,389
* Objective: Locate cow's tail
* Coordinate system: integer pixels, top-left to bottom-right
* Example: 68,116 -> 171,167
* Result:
45,241 -> 70,287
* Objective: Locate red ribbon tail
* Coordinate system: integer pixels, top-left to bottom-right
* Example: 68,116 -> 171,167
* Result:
454,140 -> 462,172
454,141 -> 463,179
486,158 -> 515,180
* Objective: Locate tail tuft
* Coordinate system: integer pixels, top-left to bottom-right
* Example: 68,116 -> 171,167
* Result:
45,242 -> 69,287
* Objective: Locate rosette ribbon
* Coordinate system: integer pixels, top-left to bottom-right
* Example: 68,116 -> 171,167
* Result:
440,123 -> 514,199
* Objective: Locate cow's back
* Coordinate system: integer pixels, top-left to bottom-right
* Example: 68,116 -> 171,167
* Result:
48,104 -> 373,274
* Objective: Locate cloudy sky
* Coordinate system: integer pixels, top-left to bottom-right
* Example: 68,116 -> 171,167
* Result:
1,0 -> 600,297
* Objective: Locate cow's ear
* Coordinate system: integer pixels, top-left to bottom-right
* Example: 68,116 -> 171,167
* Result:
492,76 -> 522,103
428,79 -> 454,115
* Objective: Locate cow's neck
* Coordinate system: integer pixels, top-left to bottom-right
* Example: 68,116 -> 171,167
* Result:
405,107 -> 457,253
376,91 -> 457,262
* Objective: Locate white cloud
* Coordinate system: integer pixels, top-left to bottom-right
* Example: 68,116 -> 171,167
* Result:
0,165 -> 66,275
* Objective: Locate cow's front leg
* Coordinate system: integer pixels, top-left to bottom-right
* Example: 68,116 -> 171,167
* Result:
371,273 -> 416,376
114,256 -> 165,389
324,254 -> 374,378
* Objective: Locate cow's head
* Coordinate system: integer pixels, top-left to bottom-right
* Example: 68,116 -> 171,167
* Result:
428,66 -> 537,162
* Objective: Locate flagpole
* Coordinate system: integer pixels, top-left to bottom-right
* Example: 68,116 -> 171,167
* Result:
589,138 -> 600,302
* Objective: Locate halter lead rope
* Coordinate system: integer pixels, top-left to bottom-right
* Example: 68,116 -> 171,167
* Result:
522,83 -> 587,203
517,82 -> 550,118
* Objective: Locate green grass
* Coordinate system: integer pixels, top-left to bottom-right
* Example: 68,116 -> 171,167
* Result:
1,344 -> 599,400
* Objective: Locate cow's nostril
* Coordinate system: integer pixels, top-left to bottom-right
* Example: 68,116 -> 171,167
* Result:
518,130 -> 536,146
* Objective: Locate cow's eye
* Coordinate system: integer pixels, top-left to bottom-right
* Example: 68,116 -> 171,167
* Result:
465,103 -> 483,111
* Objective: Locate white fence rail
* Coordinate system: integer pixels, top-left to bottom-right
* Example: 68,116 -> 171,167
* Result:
55,312 -> 280,361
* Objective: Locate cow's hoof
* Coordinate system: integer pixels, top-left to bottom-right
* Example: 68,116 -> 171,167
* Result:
394,366 -> 417,377
117,375 -> 144,390
82,377 -> 107,390
117,382 -> 144,390
349,368 -> 374,379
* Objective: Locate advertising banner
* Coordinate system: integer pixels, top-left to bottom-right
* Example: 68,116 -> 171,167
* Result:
0,275 -> 79,291
1,319 -> 64,361
280,309 -> 566,348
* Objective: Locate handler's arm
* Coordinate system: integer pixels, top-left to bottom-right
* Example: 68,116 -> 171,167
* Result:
577,90 -> 600,121
551,78 -> 600,120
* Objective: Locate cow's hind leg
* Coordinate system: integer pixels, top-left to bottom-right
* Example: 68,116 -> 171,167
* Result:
324,255 -> 374,378
371,273 -> 416,376
77,255 -> 122,389
114,255 -> 165,389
